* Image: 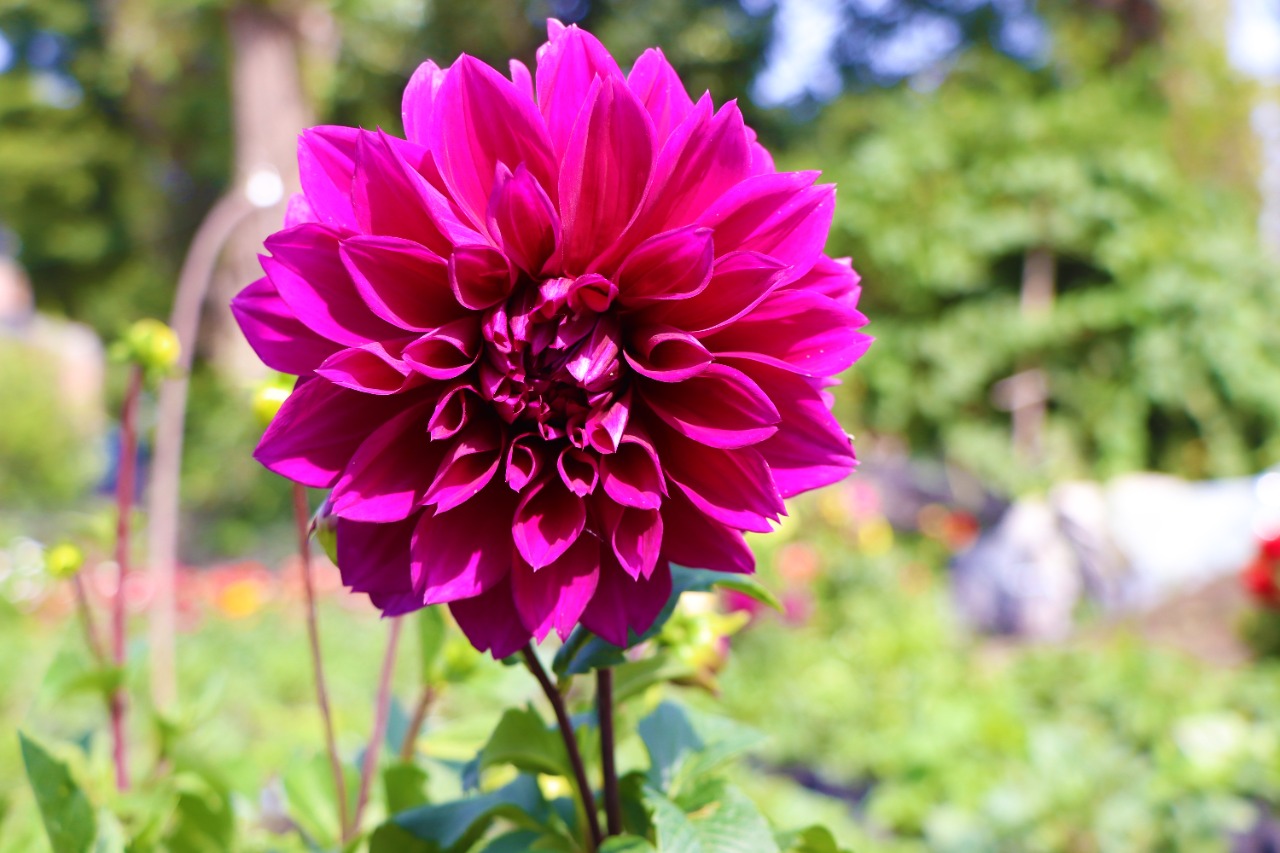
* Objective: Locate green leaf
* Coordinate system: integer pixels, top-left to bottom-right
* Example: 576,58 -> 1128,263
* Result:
638,702 -> 703,793
612,653 -> 696,705
479,706 -> 572,778
163,772 -> 234,853
19,733 -> 96,853
645,783 -> 780,853
368,823 -> 436,853
392,774 -> 549,852
283,753 -> 358,849
41,648 -> 124,703
479,830 -> 550,852
383,761 -> 430,814
599,835 -> 659,852
776,825 -> 843,853
417,608 -> 447,683
554,566 -> 779,676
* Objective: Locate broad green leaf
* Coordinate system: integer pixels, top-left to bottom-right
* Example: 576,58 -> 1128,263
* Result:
19,733 -> 96,853
163,772 -> 234,853
383,761 -> 430,814
91,809 -> 126,853
479,706 -> 572,778
480,829 -> 551,851
612,653 -> 695,704
599,835 -> 659,852
638,702 -> 703,793
393,774 -> 549,852
645,783 -> 779,853
417,608 -> 447,683
41,648 -> 124,703
368,823 -> 435,853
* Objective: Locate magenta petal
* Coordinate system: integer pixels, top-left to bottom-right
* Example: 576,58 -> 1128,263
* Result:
315,342 -> 420,395
506,433 -> 549,492
231,277 -> 340,375
429,382 -> 477,440
580,555 -> 673,646
655,424 -> 784,533
336,515 -> 416,595
414,483 -> 517,605
783,254 -> 862,307
341,235 -> 462,332
535,22 -> 626,157
627,48 -> 694,144
624,325 -> 712,382
264,224 -> 403,346
641,363 -> 779,449
431,55 -> 558,230
559,76 -> 655,275
616,226 -> 714,307
402,60 -> 445,144
352,131 -> 463,255
510,59 -> 534,100
285,193 -> 318,228
702,290 -> 872,377
449,574 -> 532,658
422,418 -> 505,512
512,476 -> 587,569
605,502 -> 662,580
254,379 -> 409,488
659,491 -> 754,575
450,243 -> 515,310
557,447 -> 598,497
699,171 -> 835,283
637,96 -> 753,233
646,250 -> 789,335
488,164 -> 561,276
331,400 -> 442,521
585,390 -> 631,454
402,318 -> 481,380
599,431 -> 665,510
297,126 -> 360,231
512,536 -> 601,641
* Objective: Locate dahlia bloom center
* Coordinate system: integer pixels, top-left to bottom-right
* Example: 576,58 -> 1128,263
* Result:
481,274 -> 624,443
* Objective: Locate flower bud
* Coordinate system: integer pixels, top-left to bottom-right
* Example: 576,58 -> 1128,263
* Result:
252,379 -> 292,428
45,542 -> 85,580
115,319 -> 181,377
312,496 -> 339,567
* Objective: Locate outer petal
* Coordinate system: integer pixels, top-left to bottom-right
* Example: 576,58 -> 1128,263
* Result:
231,277 -> 340,375
604,502 -> 663,580
599,431 -> 665,509
615,226 -> 713,307
624,325 -> 712,383
783,254 -> 862,307
488,164 -> 560,276
580,554 -> 673,646
512,476 -> 587,569
330,400 -> 442,521
652,422 -> 784,533
254,379 -> 411,487
353,131 -> 466,255
642,250 -> 788,335
701,290 -> 872,377
698,171 -> 835,283
340,235 -> 464,332
315,342 -> 421,395
640,363 -> 779,449
413,482 -> 518,605
627,48 -> 694,144
535,22 -> 626,157
559,76 -> 655,275
431,55 -> 558,230
512,536 -> 601,642
421,417 -> 505,512
336,515 -> 416,595
402,60 -> 445,144
297,126 -> 360,231
659,491 -> 754,575
449,574 -> 533,658
264,224 -> 404,347
402,318 -> 482,380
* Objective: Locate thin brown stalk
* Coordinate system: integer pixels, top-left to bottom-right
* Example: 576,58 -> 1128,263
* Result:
399,685 -> 436,763
521,644 -> 602,852
350,615 -> 403,841
597,668 -> 623,837
109,365 -> 142,792
293,484 -> 349,841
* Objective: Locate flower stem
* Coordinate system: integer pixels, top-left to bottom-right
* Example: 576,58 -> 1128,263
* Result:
350,615 -> 403,841
293,484 -> 349,842
399,684 -> 436,763
110,364 -> 142,792
597,668 -> 623,837
521,644 -> 602,852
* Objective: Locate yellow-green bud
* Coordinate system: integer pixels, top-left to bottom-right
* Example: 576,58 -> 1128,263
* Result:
252,382 -> 292,428
45,543 -> 85,580
312,497 -> 339,566
115,319 -> 181,377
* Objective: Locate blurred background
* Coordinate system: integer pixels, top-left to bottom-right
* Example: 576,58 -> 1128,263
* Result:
4,0 -> 1280,849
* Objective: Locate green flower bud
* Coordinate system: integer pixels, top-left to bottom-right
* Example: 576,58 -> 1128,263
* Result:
252,382 -> 292,428
117,319 -> 181,376
312,497 -> 339,566
45,542 -> 85,580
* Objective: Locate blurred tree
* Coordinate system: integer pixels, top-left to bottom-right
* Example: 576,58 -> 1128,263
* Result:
812,0 -> 1278,490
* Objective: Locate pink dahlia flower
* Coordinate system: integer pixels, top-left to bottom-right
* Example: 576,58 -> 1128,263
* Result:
233,21 -> 870,657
